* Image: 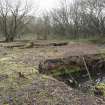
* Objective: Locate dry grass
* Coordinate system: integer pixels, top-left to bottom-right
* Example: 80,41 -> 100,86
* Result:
0,41 -> 104,105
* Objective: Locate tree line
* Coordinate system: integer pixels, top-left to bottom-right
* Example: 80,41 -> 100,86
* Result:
0,0 -> 105,42
49,0 -> 105,39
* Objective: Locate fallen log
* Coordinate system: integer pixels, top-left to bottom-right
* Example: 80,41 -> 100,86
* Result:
1,41 -> 68,48
19,42 -> 34,49
50,42 -> 68,46
5,44 -> 24,48
38,54 -> 105,75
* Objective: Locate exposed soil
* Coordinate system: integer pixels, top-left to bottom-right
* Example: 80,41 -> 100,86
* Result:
0,41 -> 104,105
64,42 -> 99,56
3,41 -> 100,67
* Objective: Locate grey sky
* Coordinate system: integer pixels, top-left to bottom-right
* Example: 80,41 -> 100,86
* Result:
9,0 -> 72,10
34,0 -> 72,16
34,0 -> 72,10
8,0 -> 72,16
35,0 -> 60,11
31,0 -> 61,16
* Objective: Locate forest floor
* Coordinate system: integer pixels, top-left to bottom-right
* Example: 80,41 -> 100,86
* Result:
0,40 -> 104,105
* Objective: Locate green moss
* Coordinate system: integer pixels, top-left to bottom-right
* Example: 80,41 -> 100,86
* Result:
42,75 -> 55,80
0,56 -> 40,94
0,56 -> 38,75
95,83 -> 105,96
51,66 -> 81,77
37,91 -> 49,97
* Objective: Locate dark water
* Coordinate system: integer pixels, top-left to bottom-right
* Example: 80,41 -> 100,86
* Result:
56,70 -> 105,93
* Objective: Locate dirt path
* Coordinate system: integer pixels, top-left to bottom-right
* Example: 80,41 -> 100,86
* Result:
58,42 -> 100,57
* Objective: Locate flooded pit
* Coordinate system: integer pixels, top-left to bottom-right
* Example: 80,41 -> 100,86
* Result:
39,54 -> 105,95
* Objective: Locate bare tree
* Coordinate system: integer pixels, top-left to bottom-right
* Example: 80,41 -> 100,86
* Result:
51,0 -> 72,36
71,0 -> 81,37
49,0 -> 105,38
33,13 -> 51,40
42,13 -> 51,40
0,0 -> 33,42
78,0 -> 105,37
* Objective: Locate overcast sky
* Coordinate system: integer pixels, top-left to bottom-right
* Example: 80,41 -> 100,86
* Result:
9,0 -> 72,16
37,0 -> 59,10
34,0 -> 72,15
31,0 -> 60,16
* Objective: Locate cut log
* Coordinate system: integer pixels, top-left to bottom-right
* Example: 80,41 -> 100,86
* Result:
50,42 -> 68,46
1,41 -> 68,48
21,42 -> 34,49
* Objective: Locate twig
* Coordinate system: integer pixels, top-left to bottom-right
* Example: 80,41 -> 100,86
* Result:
82,56 -> 93,82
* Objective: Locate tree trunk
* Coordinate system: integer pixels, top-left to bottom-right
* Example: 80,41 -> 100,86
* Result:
5,36 -> 14,42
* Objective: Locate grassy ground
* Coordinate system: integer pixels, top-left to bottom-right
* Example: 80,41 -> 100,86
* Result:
0,48 -> 96,105
0,48 -> 71,105
0,40 -> 104,104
